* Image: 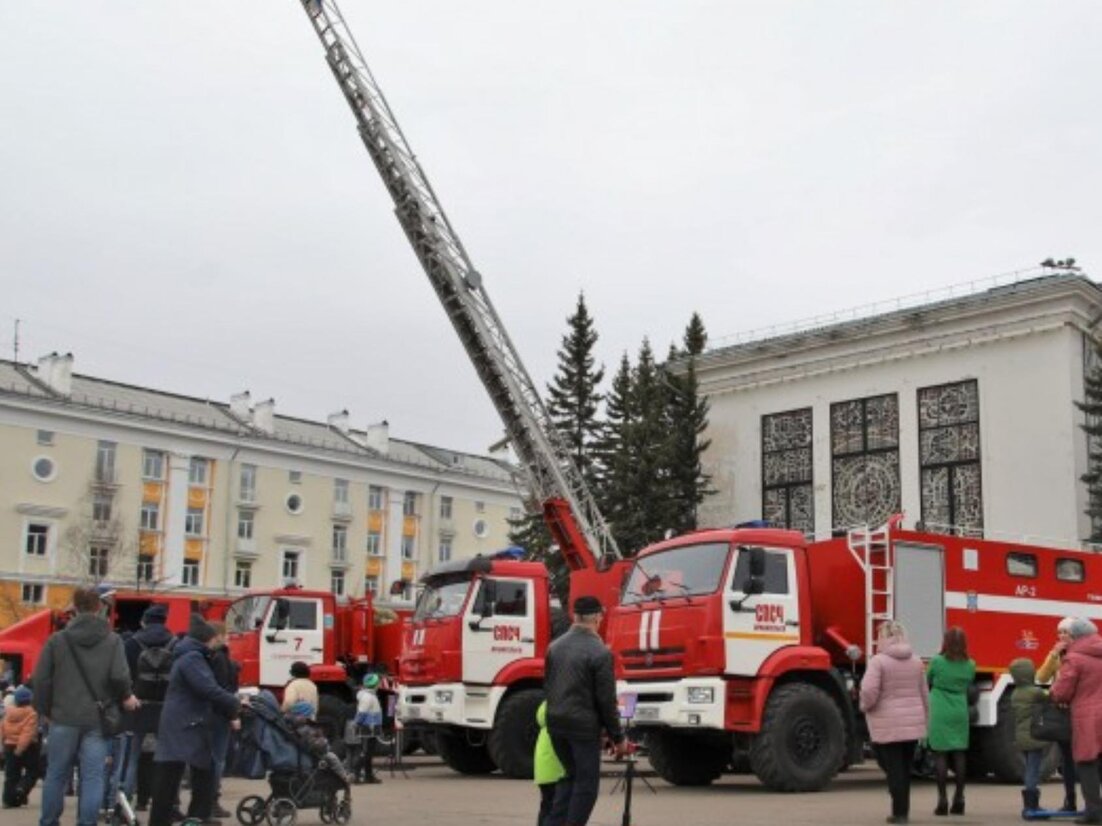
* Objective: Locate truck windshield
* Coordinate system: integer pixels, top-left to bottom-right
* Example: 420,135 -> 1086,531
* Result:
414,576 -> 473,621
225,595 -> 272,634
621,542 -> 729,604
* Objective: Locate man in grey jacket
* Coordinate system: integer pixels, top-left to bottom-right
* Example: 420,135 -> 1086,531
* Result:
32,587 -> 139,826
544,596 -> 628,826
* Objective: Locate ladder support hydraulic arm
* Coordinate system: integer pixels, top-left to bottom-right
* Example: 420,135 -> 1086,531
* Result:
298,0 -> 621,570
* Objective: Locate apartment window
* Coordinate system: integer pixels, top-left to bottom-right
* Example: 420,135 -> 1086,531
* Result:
21,584 -> 44,605
330,569 -> 346,597
96,441 -> 117,483
401,535 -> 415,560
182,559 -> 200,587
918,380 -> 983,537
367,531 -> 382,556
140,502 -> 160,532
282,550 -> 300,582
239,464 -> 257,502
440,496 -> 453,519
37,429 -> 54,446
237,511 -> 254,541
142,449 -> 164,480
332,524 -> 348,562
137,554 -> 155,583
438,539 -> 452,563
403,491 -> 418,517
334,479 -> 349,505
364,576 -> 379,596
92,493 -> 113,524
761,408 -> 814,534
368,486 -> 384,510
185,508 -> 205,537
830,394 -> 901,531
189,457 -> 209,486
475,501 -> 485,514
289,470 -> 302,485
235,561 -> 252,589
25,523 -> 49,557
89,546 -> 111,579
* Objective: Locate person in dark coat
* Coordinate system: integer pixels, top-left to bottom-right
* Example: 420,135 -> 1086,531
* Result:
206,621 -> 239,819
544,596 -> 628,826
1051,618 -> 1102,825
148,615 -> 241,826
122,604 -> 175,811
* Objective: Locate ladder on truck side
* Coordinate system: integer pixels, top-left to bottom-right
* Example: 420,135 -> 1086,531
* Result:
296,0 -> 620,571
846,524 -> 895,661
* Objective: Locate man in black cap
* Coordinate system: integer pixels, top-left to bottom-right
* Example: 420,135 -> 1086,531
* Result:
544,595 -> 628,826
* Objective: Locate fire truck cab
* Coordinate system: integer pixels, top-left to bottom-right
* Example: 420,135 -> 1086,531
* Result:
397,552 -> 562,777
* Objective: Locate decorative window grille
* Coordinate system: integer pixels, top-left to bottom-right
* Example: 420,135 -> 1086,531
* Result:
761,408 -> 814,534
918,380 -> 983,537
831,394 -> 901,531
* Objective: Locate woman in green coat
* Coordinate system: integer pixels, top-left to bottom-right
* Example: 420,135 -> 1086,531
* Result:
927,627 -> 977,816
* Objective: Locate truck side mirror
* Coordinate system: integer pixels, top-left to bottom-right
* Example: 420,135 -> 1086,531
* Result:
746,547 -> 767,595
479,580 -> 497,618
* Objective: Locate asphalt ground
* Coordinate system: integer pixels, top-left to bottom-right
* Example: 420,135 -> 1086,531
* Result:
6,754 -> 1075,826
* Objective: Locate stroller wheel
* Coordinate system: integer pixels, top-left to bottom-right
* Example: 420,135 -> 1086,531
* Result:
236,795 -> 268,826
333,799 -> 351,826
266,798 -> 296,826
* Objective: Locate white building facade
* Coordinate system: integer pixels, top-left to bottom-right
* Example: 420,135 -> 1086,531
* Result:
695,274 -> 1102,547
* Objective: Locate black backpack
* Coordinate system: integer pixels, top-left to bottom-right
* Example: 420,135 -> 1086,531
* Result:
134,637 -> 176,702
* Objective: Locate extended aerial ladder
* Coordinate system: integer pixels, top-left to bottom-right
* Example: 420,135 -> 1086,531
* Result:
298,0 -> 619,573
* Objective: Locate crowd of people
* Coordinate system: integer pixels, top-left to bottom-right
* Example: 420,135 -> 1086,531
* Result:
0,587 -> 387,826
861,616 -> 1102,825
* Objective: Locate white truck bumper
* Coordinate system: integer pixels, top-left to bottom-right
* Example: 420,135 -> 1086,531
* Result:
617,677 -> 726,729
397,683 -> 506,730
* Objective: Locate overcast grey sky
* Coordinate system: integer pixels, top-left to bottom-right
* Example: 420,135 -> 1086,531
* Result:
2,2 -> 1099,455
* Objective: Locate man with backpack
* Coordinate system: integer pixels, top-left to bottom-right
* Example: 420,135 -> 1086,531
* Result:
123,604 -> 176,812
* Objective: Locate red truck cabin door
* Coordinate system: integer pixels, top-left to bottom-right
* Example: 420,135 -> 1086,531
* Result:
893,542 -> 945,658
723,547 -> 800,675
259,597 -> 325,687
462,577 -> 536,685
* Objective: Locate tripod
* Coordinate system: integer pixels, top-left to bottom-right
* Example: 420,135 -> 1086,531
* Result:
609,741 -> 656,826
383,728 -> 409,780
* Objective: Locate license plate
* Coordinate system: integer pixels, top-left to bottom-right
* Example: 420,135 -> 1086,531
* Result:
404,705 -> 421,718
636,706 -> 659,721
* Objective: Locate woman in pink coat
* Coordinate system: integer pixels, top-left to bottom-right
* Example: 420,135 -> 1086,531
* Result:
860,621 -> 930,824
1051,617 -> 1102,825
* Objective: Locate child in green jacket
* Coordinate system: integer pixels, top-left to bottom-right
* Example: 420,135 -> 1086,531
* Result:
1010,657 -> 1049,814
534,701 -> 565,826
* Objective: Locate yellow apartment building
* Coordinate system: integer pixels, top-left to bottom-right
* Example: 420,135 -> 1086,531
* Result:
0,352 -> 525,624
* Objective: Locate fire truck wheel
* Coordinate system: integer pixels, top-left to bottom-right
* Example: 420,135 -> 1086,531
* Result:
646,730 -> 728,786
317,694 -> 354,760
488,688 -> 544,778
436,729 -> 496,775
749,683 -> 845,792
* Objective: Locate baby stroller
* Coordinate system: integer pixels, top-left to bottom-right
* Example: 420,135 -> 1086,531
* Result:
233,692 -> 351,826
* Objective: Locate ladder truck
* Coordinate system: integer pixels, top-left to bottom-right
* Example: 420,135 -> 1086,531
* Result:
296,0 -> 632,778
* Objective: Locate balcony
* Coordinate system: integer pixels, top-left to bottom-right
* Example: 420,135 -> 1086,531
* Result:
236,535 -> 258,559
332,501 -> 353,521
92,468 -> 119,488
330,546 -> 351,568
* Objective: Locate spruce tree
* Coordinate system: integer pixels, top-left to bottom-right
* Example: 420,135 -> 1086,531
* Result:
510,293 -> 605,600
595,354 -> 636,553
663,314 -> 714,534
1078,338 -> 1102,541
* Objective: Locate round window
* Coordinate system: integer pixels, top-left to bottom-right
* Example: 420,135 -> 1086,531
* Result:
32,456 -> 56,482
286,493 -> 304,514
473,518 -> 488,538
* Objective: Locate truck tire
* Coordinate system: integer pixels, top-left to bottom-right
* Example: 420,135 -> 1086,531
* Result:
981,693 -> 1059,783
488,688 -> 544,778
436,729 -> 496,775
749,683 -> 845,792
317,694 -> 353,760
646,730 -> 728,786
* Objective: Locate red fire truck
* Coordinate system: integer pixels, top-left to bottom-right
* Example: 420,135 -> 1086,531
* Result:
608,519 -> 1102,790
0,591 -> 229,685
